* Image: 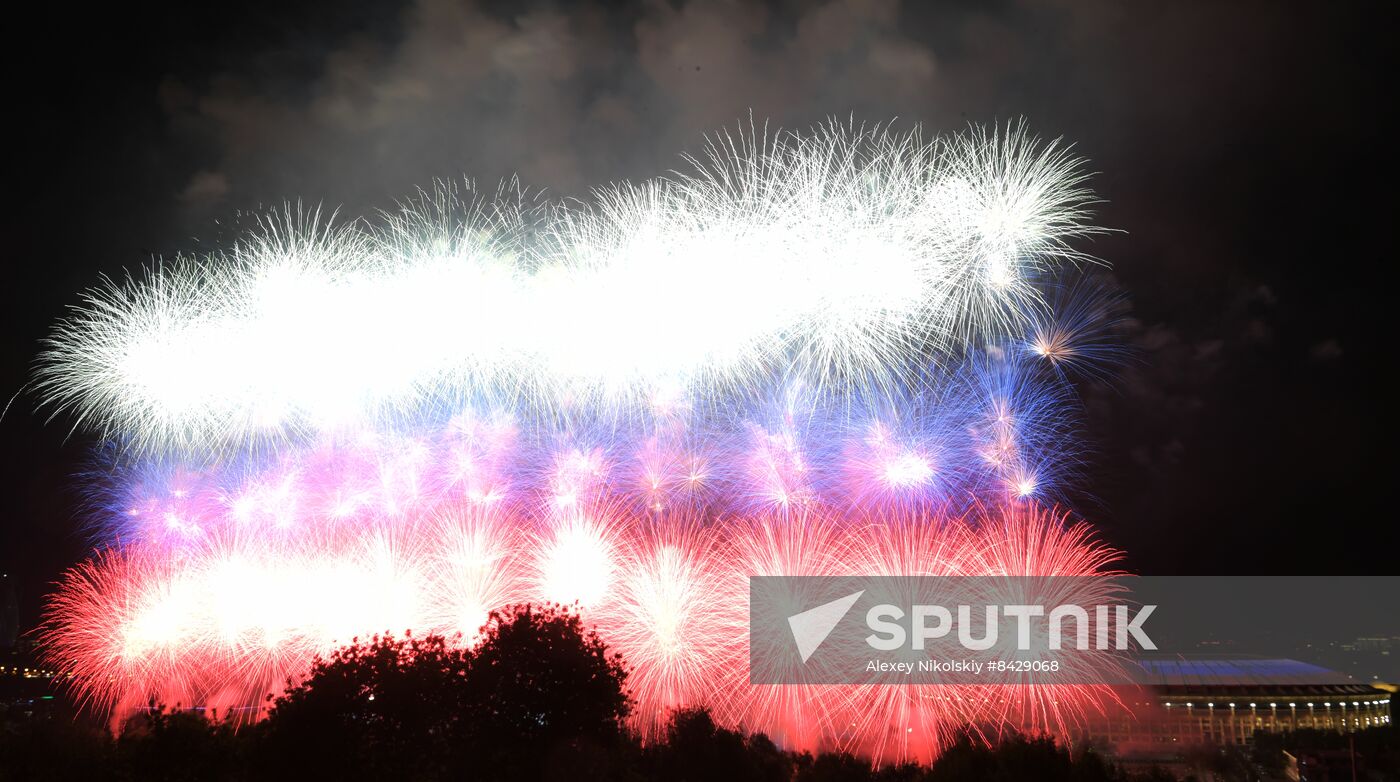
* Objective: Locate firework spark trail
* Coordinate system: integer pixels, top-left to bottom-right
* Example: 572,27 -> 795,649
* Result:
42,498 -> 1125,761
81,348 -> 1091,549
36,119 -> 1128,763
37,123 -> 1100,456
41,317 -> 1121,759
592,516 -> 740,739
1022,276 -> 1129,380
749,511 -> 974,763
41,311 -> 1119,760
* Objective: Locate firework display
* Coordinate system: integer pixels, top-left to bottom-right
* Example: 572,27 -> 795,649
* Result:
39,122 -> 1126,762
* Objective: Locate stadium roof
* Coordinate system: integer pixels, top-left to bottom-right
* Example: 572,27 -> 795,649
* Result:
1135,658 -> 1386,697
1138,658 -> 1356,687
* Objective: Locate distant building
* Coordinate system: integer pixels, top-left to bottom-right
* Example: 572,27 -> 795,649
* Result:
1086,658 -> 1392,752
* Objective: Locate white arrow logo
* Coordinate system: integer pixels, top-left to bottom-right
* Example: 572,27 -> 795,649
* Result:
787,590 -> 864,663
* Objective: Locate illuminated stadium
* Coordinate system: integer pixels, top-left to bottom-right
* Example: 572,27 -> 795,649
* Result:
1088,658 -> 1393,750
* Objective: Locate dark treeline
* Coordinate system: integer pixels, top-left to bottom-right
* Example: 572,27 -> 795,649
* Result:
1,705 -> 1170,782
2,604 -> 1392,781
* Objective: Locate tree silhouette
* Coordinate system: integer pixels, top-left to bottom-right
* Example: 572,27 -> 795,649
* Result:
257,632 -> 470,780
924,734 -> 1115,782
458,603 -> 632,780
7,602 -> 1244,781
114,704 -> 244,782
255,603 -> 631,781
644,707 -> 791,782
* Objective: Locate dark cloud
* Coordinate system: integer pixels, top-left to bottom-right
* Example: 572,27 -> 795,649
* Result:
160,0 -> 950,212
1310,339 -> 1343,361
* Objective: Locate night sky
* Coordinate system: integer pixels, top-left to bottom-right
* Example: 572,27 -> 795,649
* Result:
3,0 -> 1394,631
